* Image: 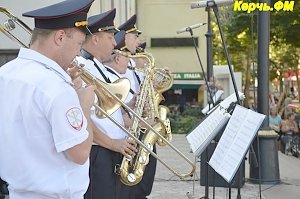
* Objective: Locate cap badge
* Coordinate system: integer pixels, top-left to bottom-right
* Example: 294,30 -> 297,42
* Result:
75,21 -> 88,27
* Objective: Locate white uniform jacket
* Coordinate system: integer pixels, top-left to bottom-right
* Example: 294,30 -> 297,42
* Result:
79,56 -> 126,140
0,48 -> 90,199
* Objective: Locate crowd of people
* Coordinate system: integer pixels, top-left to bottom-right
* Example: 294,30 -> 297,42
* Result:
0,0 -> 167,198
269,92 -> 300,156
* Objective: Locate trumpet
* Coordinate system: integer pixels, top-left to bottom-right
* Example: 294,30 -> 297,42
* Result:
0,7 -> 32,47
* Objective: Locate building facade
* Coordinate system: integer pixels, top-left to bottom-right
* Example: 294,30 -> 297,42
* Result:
0,0 -> 216,108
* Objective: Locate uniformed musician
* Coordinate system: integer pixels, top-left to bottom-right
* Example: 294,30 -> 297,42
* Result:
0,178 -> 8,199
134,41 -> 147,69
118,15 -> 157,199
78,9 -> 137,199
0,0 -> 96,198
118,15 -> 143,102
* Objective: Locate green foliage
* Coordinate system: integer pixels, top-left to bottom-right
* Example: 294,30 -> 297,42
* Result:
213,7 -> 257,73
270,1 -> 300,81
169,106 -> 204,134
271,0 -> 300,47
213,2 -> 300,91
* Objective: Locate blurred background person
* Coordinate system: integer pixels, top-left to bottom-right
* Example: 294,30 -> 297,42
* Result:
269,105 -> 282,133
281,113 -> 299,154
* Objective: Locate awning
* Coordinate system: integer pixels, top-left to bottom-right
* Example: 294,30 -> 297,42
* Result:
171,79 -> 205,89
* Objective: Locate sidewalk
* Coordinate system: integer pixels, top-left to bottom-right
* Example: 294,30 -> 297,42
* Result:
149,134 -> 300,199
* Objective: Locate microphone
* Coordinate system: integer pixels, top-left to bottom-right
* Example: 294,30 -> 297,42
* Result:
176,23 -> 206,34
191,0 -> 234,9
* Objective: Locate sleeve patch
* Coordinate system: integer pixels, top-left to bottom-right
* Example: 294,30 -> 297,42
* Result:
66,107 -> 83,131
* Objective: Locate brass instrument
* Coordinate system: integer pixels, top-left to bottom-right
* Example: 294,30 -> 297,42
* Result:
0,7 -> 32,47
116,51 -> 195,186
0,8 -> 131,119
73,59 -> 131,119
127,51 -> 173,145
1,11 -> 196,186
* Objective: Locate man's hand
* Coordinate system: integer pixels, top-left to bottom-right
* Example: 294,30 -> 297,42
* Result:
126,93 -> 138,109
139,118 -> 155,129
76,84 -> 96,113
111,138 -> 137,158
68,60 -> 82,80
123,113 -> 133,129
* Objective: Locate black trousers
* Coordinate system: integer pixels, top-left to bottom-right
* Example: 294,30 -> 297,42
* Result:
84,145 -> 134,199
84,145 -> 157,199
0,178 -> 8,198
132,145 -> 157,199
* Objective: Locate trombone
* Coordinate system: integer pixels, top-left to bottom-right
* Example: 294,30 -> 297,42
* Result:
0,7 -> 32,47
1,7 -> 196,180
78,57 -> 196,181
0,7 -> 131,118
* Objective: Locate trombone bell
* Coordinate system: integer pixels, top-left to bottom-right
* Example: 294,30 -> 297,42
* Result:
79,68 -> 131,119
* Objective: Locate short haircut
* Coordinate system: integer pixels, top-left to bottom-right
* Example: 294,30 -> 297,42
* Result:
30,27 -> 76,45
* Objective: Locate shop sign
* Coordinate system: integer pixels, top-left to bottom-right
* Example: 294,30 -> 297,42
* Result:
172,72 -> 203,80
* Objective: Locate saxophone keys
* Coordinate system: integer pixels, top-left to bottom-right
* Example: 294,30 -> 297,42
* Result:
136,169 -> 144,177
127,173 -> 136,183
144,143 -> 153,150
138,154 -> 147,164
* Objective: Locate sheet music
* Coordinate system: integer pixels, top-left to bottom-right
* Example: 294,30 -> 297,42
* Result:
219,91 -> 245,109
209,105 -> 265,183
186,105 -> 231,156
204,91 -> 245,115
201,90 -> 224,114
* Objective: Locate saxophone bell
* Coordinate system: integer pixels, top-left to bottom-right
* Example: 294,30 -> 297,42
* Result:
116,52 -> 195,186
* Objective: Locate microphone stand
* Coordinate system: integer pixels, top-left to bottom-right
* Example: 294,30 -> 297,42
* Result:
208,1 -> 241,199
205,5 -> 216,199
205,4 -> 214,83
187,28 -> 215,108
211,3 -> 262,198
187,27 -> 214,199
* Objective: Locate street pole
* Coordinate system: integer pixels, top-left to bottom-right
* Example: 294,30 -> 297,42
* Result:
250,0 -> 280,186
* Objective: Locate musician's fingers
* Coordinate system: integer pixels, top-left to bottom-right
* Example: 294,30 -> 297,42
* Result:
68,63 -> 79,72
127,139 -> 137,150
127,139 -> 136,145
124,147 -> 135,157
120,148 -> 131,158
72,77 -> 82,90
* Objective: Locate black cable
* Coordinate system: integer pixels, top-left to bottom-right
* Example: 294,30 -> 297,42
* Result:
188,28 -> 215,108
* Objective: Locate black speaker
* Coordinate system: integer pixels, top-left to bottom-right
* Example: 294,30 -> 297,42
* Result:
200,142 -> 245,188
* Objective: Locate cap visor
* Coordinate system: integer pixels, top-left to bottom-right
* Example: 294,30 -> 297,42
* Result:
107,28 -> 120,33
128,29 -> 142,35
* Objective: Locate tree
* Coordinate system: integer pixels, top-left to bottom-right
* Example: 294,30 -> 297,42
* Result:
270,1 -> 300,101
213,9 -> 257,107
271,0 -> 300,47
213,2 -> 300,105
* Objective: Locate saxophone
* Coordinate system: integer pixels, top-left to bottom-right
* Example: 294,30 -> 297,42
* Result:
118,52 -> 173,186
